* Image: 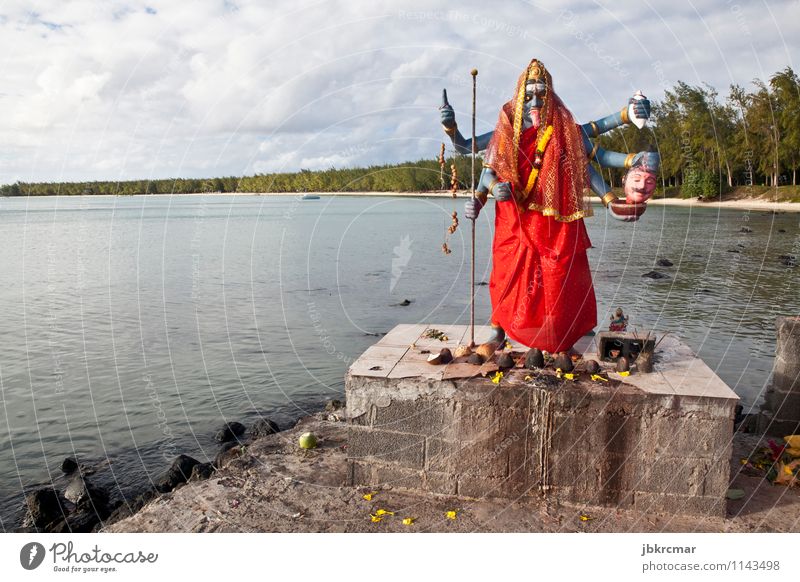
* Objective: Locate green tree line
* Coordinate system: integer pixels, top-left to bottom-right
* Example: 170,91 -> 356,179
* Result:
2,66 -> 798,200
597,66 -> 800,199
0,157 -> 476,197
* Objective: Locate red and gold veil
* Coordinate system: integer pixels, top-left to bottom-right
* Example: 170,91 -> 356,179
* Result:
484,59 -> 591,221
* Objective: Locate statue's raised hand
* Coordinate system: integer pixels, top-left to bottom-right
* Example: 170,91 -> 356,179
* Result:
440,89 -> 456,129
629,94 -> 651,121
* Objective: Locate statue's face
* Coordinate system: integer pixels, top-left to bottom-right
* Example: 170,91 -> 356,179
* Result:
522,81 -> 546,129
624,168 -> 657,203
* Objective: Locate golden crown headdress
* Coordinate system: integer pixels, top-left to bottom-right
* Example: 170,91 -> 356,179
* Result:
527,60 -> 546,81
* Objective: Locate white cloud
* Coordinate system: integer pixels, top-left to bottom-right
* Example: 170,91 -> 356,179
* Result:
0,0 -> 797,183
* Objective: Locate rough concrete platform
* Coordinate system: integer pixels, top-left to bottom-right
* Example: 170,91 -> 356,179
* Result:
346,324 -> 739,517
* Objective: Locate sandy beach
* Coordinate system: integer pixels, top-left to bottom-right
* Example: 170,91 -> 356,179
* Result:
127,191 -> 800,212
647,197 -> 800,213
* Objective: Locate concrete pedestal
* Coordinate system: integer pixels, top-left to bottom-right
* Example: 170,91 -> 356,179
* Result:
346,324 -> 739,517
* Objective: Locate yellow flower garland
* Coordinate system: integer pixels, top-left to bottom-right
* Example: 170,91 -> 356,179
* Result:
522,125 -> 554,196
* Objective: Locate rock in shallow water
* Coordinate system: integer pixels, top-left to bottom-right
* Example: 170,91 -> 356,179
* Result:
61,457 -> 79,474
155,454 -> 201,493
64,475 -> 109,510
49,510 -> 101,534
215,421 -> 247,443
23,487 -> 68,529
641,270 -> 669,279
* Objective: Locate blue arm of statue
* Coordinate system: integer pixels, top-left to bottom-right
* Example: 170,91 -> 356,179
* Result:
581,132 -> 661,170
579,95 -> 658,169
440,89 -> 494,155
587,164 -> 609,199
579,95 -> 651,138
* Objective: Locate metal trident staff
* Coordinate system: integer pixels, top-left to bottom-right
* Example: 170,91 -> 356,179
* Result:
469,68 -> 477,346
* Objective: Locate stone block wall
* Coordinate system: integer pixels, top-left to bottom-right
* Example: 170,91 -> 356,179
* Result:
346,373 -> 736,517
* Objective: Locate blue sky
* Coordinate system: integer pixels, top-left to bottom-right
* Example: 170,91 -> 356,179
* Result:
0,0 -> 797,183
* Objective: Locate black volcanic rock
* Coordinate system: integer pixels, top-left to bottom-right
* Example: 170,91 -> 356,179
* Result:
23,487 -> 68,529
585,359 -> 601,374
497,353 -> 515,369
61,457 -> 79,474
250,418 -> 281,439
155,454 -> 201,493
525,348 -> 544,369
215,421 -> 246,443
553,353 -> 574,372
641,270 -> 669,279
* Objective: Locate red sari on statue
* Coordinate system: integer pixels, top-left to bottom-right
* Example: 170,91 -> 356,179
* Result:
484,60 -> 597,352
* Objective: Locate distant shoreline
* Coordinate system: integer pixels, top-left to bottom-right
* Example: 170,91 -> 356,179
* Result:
646,196 -> 800,212
6,191 -> 800,212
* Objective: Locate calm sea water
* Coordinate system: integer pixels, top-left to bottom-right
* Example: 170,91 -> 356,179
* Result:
1,194 -> 798,527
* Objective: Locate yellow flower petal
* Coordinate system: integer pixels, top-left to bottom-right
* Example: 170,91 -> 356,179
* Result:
784,465 -> 794,475
446,510 -> 458,520
362,492 -> 377,501
564,373 -> 576,381
375,509 -> 394,516
402,517 -> 415,525
590,374 -> 608,382
579,514 -> 593,522
491,371 -> 504,384
618,371 -> 630,377
783,435 -> 800,449
524,375 -> 532,381
370,514 -> 383,523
